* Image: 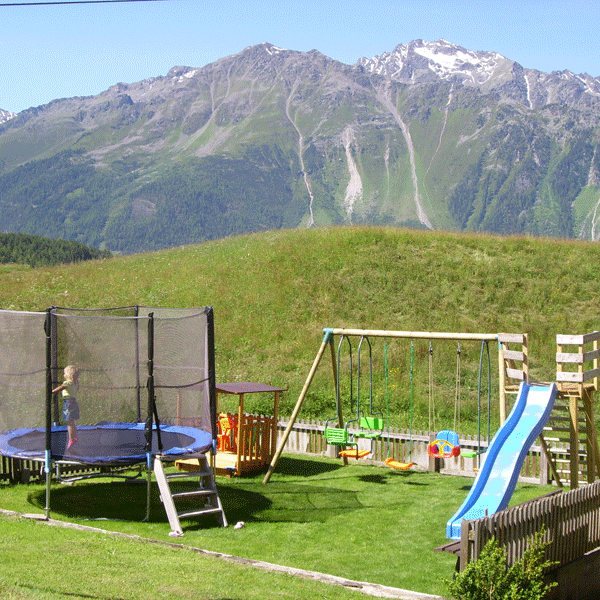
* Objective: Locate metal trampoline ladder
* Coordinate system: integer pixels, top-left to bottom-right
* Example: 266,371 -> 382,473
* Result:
154,454 -> 227,536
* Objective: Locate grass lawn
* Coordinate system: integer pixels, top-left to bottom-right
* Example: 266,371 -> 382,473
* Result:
0,515 -> 366,600
0,454 -> 556,598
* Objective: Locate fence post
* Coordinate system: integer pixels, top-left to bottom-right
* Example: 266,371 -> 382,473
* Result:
539,442 -> 549,484
459,519 -> 471,571
428,431 -> 440,473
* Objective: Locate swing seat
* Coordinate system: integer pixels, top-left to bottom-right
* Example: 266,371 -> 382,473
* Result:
428,430 -> 461,458
324,427 -> 355,447
385,457 -> 414,470
461,448 -> 486,459
339,448 -> 371,459
353,416 -> 384,439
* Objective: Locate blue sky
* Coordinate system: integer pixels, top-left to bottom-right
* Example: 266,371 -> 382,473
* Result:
1,0 -> 598,114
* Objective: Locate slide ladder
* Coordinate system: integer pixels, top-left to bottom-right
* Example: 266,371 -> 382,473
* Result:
154,454 -> 227,537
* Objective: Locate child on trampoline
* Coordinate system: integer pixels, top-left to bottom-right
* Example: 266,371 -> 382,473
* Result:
52,365 -> 80,449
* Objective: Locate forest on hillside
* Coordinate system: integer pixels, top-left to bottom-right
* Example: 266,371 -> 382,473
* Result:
0,232 -> 111,268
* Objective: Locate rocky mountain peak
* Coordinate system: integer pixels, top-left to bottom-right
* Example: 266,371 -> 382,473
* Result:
356,39 -> 600,110
357,38 -> 515,88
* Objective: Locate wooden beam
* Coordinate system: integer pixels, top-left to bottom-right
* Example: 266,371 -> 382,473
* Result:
330,328 -> 498,341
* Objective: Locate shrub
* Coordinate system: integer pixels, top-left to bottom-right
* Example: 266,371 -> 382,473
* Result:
447,529 -> 557,600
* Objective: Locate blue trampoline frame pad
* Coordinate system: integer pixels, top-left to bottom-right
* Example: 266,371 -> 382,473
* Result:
0,422 -> 213,465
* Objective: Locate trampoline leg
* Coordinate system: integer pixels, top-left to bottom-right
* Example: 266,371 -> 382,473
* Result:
143,467 -> 152,522
44,463 -> 52,520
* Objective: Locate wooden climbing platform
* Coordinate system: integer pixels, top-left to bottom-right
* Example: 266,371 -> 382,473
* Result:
541,332 -> 600,488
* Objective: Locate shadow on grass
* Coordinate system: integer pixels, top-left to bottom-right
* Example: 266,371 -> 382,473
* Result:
358,474 -> 388,484
24,455 -> 437,529
18,583 -> 128,600
27,480 -> 170,524
218,480 -> 362,524
27,475 -> 363,527
271,455 -> 343,477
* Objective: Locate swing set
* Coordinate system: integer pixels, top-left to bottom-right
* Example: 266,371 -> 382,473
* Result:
264,328 -> 527,484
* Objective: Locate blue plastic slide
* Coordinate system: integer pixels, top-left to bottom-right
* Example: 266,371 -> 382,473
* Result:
446,382 -> 557,539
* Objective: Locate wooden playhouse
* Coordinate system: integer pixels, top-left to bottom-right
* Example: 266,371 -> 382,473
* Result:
212,382 -> 284,476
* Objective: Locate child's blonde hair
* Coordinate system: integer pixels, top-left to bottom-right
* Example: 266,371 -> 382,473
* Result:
64,365 -> 79,383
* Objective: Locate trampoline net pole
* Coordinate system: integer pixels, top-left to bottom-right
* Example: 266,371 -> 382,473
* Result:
144,465 -> 152,522
145,313 -> 157,463
45,308 -> 53,518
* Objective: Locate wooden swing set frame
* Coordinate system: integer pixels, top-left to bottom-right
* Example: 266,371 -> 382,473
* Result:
263,327 -> 529,483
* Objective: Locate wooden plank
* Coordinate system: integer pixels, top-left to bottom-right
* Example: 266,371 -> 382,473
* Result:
557,349 -> 600,364
584,367 -> 600,380
460,520 -> 471,571
557,334 -> 585,345
498,333 -> 526,343
502,349 -> 524,361
434,540 -> 461,554
557,371 -> 584,383
557,331 -> 600,345
557,368 -> 600,383
582,348 -> 600,362
506,367 -> 526,380
557,352 -> 585,364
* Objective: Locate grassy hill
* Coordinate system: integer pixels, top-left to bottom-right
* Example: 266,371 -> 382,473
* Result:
1,226 -> 598,433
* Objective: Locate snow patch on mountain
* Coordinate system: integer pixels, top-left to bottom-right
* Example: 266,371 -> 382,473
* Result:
414,42 -> 505,84
358,39 -> 511,87
0,109 -> 16,124
262,43 -> 286,56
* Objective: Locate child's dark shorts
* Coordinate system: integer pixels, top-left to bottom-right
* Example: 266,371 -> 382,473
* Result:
62,398 -> 80,422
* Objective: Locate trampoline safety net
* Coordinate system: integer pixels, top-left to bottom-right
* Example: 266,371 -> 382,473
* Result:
0,306 -> 216,463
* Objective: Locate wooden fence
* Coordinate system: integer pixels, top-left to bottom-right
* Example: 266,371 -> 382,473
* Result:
280,418 -> 553,483
0,455 -> 115,484
227,413 -> 278,476
459,479 -> 600,571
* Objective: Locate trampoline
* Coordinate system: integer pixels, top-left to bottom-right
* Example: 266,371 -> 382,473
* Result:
0,305 -> 218,522
0,422 -> 213,465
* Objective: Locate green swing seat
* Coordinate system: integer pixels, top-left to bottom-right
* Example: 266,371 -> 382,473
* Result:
324,426 -> 356,447
354,416 -> 384,439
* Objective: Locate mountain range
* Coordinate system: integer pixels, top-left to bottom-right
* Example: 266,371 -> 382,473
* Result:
1,39 -> 599,253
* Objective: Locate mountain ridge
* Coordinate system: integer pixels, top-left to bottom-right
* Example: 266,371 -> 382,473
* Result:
1,39 -> 599,252
5,38 -> 600,118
